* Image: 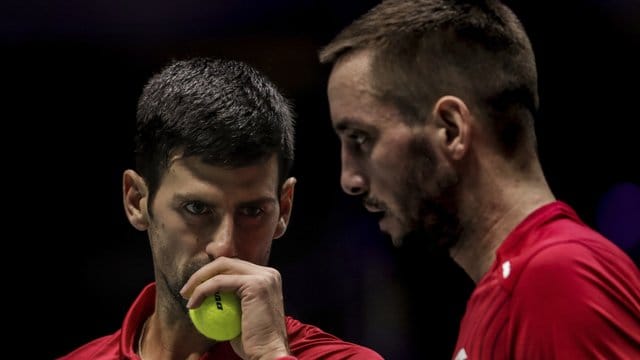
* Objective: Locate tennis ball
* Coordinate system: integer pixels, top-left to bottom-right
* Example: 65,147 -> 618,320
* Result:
189,291 -> 242,341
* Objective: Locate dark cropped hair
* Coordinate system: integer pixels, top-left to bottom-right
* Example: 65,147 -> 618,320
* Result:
320,0 -> 539,157
135,57 -> 295,207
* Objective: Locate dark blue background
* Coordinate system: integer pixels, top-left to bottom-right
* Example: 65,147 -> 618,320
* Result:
4,1 -> 638,359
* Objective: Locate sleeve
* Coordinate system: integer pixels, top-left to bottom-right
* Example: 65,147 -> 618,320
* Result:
510,242 -> 640,359
285,317 -> 384,359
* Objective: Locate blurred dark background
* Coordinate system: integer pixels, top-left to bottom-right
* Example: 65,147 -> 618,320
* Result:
3,0 -> 638,359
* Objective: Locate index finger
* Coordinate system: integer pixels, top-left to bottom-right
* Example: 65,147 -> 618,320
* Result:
179,256 -> 257,298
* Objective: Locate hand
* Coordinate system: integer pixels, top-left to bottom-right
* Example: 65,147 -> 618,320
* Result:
180,256 -> 290,360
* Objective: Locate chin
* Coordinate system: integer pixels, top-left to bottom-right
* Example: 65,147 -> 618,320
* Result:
390,234 -> 405,248
380,220 -> 409,247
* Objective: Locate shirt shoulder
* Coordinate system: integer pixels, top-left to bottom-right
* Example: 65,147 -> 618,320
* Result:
509,238 -> 640,358
513,228 -> 640,303
502,204 -> 638,296
285,316 -> 384,359
56,330 -> 122,360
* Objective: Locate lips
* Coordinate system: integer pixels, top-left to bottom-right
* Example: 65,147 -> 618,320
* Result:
363,197 -> 386,213
364,203 -> 384,213
363,197 -> 388,228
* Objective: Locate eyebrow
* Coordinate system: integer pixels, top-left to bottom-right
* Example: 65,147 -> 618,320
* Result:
236,197 -> 278,208
173,193 -> 277,208
334,118 -> 379,138
334,118 -> 361,133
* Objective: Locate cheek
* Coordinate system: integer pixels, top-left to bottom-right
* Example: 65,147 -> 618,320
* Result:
371,142 -> 411,187
148,210 -> 200,266
235,213 -> 278,265
235,222 -> 278,263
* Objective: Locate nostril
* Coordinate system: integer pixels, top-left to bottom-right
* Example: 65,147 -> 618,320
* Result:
341,173 -> 366,196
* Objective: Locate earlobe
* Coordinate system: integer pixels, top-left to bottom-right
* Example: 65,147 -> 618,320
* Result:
274,177 -> 296,239
122,169 -> 149,231
434,96 -> 470,160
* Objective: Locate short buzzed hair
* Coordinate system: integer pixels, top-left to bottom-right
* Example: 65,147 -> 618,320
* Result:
136,58 -> 295,207
320,0 -> 539,156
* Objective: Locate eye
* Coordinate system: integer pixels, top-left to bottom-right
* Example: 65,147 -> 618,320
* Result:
348,130 -> 368,145
239,207 -> 264,218
183,201 -> 212,216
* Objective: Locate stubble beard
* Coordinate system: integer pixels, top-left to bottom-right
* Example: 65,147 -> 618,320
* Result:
156,242 -> 210,316
398,136 -> 461,252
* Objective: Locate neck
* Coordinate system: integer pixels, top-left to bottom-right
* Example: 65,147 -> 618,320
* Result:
449,156 -> 554,283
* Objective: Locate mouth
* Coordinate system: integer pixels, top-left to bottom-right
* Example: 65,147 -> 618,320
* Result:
363,197 -> 386,213
363,197 -> 389,228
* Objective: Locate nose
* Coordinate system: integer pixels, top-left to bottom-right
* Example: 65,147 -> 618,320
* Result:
205,214 -> 238,259
340,150 -> 367,196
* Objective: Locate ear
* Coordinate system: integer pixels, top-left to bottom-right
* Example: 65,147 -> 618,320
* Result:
123,169 -> 150,231
273,177 -> 296,239
433,96 -> 471,160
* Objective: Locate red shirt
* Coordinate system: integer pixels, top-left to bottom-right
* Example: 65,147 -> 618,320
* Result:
58,283 -> 382,360
453,201 -> 640,360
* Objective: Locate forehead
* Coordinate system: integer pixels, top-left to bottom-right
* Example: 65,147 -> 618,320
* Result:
327,49 -> 404,131
161,154 -> 280,197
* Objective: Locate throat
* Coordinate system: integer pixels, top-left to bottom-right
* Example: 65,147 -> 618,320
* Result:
449,235 -> 499,283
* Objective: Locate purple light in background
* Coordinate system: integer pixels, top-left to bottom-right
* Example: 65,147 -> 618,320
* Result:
596,182 -> 640,252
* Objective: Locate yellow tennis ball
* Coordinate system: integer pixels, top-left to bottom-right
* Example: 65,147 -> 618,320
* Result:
189,291 -> 242,341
